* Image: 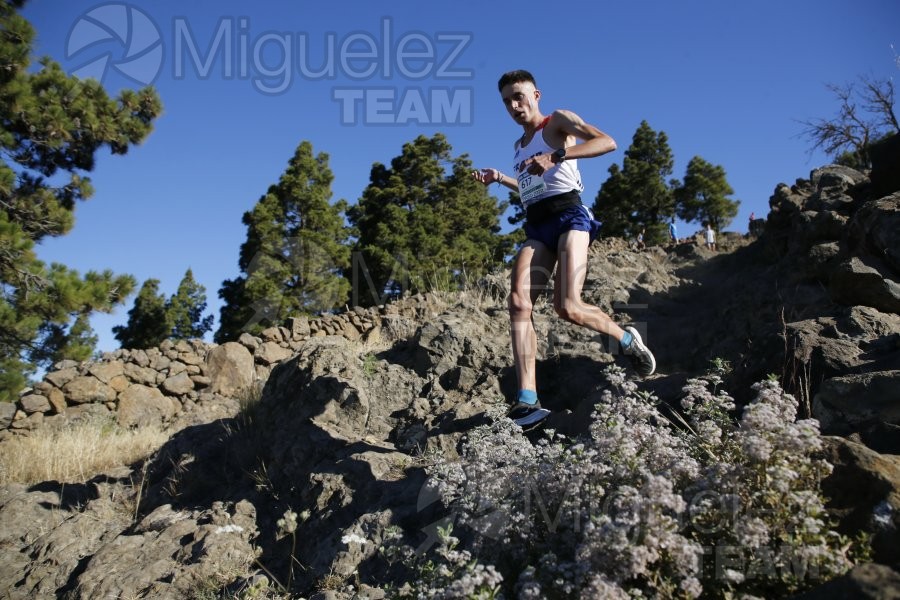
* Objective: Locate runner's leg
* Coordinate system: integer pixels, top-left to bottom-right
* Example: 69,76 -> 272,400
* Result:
509,239 -> 556,393
553,230 -> 626,341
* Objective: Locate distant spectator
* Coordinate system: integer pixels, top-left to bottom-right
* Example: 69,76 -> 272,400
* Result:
668,219 -> 677,245
636,228 -> 646,250
748,211 -> 765,238
705,222 -> 716,251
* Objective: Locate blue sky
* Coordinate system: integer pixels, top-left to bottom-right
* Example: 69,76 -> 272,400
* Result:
22,0 -> 899,353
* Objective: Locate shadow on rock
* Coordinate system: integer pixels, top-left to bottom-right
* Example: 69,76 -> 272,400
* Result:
136,336 -> 481,595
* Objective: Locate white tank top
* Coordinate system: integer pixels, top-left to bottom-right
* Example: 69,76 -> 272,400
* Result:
513,116 -> 584,207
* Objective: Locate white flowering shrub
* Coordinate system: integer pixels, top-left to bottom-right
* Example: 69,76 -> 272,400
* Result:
414,367 -> 864,599
380,523 -> 503,599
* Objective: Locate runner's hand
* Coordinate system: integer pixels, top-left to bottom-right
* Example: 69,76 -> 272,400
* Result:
472,168 -> 502,185
525,153 -> 554,175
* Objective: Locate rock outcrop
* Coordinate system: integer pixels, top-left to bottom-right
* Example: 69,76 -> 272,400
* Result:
0,161 -> 898,598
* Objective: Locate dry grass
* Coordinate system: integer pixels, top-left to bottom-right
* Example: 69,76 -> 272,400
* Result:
0,417 -> 170,486
426,267 -> 510,310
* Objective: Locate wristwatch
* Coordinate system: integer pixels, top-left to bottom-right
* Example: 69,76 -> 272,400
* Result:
552,148 -> 567,163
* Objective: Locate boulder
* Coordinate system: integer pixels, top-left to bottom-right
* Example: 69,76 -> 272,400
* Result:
805,242 -> 843,281
10,411 -> 42,430
52,359 -> 79,370
63,402 -> 111,424
793,563 -> 900,600
44,367 -> 79,389
255,341 -> 293,365
0,402 -> 15,428
820,436 -> 900,567
73,501 -> 257,599
237,332 -> 260,351
785,318 -> 865,379
162,372 -> 195,396
131,348 -> 151,367
813,371 -> 900,433
124,363 -> 161,386
117,384 -> 179,428
804,164 -> 867,213
794,210 -> 847,250
338,318 -> 362,342
848,192 -> 900,274
148,352 -> 170,372
809,164 -> 868,189
0,483 -> 119,598
260,326 -> 284,343
62,376 -> 117,405
830,257 -> 900,314
87,361 -> 125,384
46,387 -> 67,414
837,305 -> 900,339
205,342 -> 255,397
288,316 -> 311,339
18,394 -> 50,414
168,361 -> 187,376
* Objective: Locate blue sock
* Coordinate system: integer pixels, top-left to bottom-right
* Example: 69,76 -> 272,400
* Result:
517,389 -> 538,405
621,331 -> 634,348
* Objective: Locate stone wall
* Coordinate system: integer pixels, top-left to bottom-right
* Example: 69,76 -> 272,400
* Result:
0,293 -> 445,439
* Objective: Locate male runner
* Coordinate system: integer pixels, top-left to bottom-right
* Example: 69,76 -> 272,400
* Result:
473,69 -> 656,427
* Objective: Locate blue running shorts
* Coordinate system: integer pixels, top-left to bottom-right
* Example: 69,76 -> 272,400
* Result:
524,204 -> 602,251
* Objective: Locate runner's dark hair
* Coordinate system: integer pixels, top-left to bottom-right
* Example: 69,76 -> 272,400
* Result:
498,69 -> 536,92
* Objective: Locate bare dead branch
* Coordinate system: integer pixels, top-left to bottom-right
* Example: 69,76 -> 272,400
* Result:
797,75 -> 898,168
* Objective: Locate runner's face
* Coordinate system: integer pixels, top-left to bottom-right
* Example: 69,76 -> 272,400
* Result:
500,81 -> 540,125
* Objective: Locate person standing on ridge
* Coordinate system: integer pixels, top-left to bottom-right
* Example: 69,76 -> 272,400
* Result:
472,69 -> 656,428
705,222 -> 717,251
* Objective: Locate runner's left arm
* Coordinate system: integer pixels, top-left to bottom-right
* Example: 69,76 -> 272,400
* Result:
547,109 -> 616,160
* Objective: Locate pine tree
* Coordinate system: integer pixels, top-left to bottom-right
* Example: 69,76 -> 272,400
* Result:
112,279 -> 169,349
216,141 -> 350,342
675,156 -> 740,232
167,268 -> 213,340
592,121 -> 676,245
590,163 -> 631,237
62,314 -> 99,362
347,133 -> 513,306
0,2 -> 162,399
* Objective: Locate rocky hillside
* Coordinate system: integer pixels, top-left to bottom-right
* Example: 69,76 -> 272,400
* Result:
0,152 -> 898,598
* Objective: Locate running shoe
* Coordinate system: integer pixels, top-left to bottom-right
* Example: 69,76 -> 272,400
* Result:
623,326 -> 657,377
508,402 -> 551,427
